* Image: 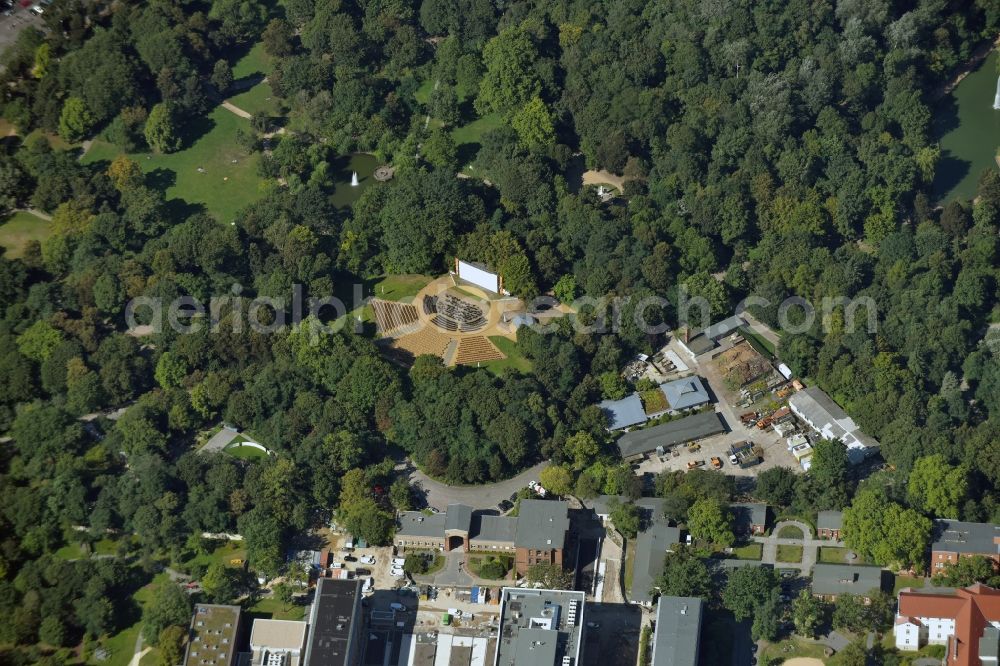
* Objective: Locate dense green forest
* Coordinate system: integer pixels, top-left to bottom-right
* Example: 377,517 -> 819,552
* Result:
0,0 -> 999,661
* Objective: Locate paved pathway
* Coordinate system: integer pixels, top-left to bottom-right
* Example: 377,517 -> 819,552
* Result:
15,207 -> 52,221
220,100 -> 252,119
753,520 -> 844,572
739,310 -> 781,348
404,460 -> 548,510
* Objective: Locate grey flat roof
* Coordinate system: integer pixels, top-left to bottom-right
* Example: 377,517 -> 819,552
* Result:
932,519 -> 1000,555
730,503 -> 767,530
586,496 -> 663,519
495,588 -> 585,666
811,564 -> 884,597
651,597 -> 703,666
682,334 -> 715,356
616,411 -> 727,459
788,387 -> 879,461
599,393 -> 647,430
704,315 -> 745,340
397,511 -> 446,538
304,578 -> 361,666
630,522 -> 682,604
817,511 -> 843,531
515,500 -> 569,550
445,504 -> 473,532
472,514 -> 517,543
659,376 -> 711,411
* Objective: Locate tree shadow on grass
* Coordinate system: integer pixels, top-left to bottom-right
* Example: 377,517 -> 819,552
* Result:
179,114 -> 216,150
455,141 -> 481,169
164,198 -> 207,224
230,73 -> 265,94
145,167 -> 176,192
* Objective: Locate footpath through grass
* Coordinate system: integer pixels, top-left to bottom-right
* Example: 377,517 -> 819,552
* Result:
0,210 -> 52,258
83,106 -> 264,223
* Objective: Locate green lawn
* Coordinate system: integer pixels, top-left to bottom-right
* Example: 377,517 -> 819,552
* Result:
415,78 -> 436,105
0,210 -> 53,258
224,442 -> 271,461
452,113 -> 502,172
228,81 -> 282,117
372,274 -> 433,302
483,336 -> 533,375
25,127 -> 75,151
248,595 -> 307,621
53,541 -> 87,561
778,525 -> 804,539
89,572 -> 170,666
818,546 -> 854,564
231,41 -> 274,79
776,545 -> 803,563
740,326 -> 777,358
468,554 -> 512,580
731,542 -> 763,560
623,540 -> 636,594
894,574 -> 927,596
82,106 -> 265,223
184,540 -> 247,571
759,636 -> 827,663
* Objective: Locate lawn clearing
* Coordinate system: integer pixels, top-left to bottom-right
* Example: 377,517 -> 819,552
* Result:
483,336 -> 533,375
776,545 -> 803,563
248,595 -> 307,621
415,78 -> 436,105
468,554 -> 512,580
453,113 -> 502,173
894,574 -> 927,596
818,546 -> 853,564
372,274 -> 433,302
185,540 -> 247,572
731,542 -> 763,560
778,525 -> 804,539
89,572 -> 171,666
759,637 -> 827,664
228,81 -> 282,117
83,106 -> 265,223
225,442 -> 271,461
231,41 -> 274,79
0,210 -> 52,258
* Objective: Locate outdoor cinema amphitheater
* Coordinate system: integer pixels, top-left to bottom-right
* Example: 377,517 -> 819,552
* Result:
370,260 -> 557,367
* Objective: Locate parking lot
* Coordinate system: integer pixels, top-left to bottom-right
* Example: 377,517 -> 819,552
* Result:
0,3 -> 45,61
627,336 -> 809,480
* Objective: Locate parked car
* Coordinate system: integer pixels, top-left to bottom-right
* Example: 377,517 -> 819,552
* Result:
390,568 -> 404,577
497,500 -> 514,513
343,555 -> 357,562
354,568 -> 372,576
687,460 -> 705,469
710,456 -> 723,469
509,492 -> 519,502
359,555 -> 376,565
392,557 -> 406,567
29,4 -> 43,14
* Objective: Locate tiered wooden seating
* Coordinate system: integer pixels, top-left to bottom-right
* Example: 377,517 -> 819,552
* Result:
453,336 -> 505,365
392,327 -> 452,359
371,299 -> 418,336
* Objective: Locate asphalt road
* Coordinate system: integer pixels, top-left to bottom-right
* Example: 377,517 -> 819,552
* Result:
403,460 -> 548,510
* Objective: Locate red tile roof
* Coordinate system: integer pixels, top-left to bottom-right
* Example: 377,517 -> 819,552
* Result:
897,584 -> 1000,666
